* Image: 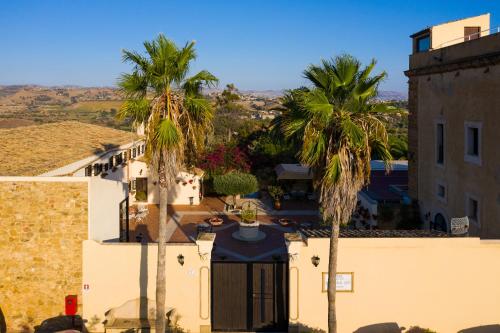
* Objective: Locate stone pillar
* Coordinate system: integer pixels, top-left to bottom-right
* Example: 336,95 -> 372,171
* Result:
196,233 -> 215,333
285,232 -> 303,333
407,75 -> 419,200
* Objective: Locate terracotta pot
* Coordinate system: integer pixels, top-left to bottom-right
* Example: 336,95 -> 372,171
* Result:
208,217 -> 223,226
278,218 -> 293,227
274,200 -> 281,210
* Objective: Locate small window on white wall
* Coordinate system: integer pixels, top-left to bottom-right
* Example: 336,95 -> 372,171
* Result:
464,122 -> 482,165
466,193 -> 480,225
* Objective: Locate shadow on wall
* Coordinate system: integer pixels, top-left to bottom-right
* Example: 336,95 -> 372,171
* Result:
354,323 -> 401,333
0,307 -> 6,333
294,322 -> 326,333
33,315 -> 88,333
459,326 -> 500,333
139,236 -> 148,320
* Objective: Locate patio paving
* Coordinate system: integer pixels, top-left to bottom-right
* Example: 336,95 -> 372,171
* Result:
128,197 -> 320,261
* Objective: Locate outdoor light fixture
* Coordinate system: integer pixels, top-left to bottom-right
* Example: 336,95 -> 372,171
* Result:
177,254 -> 185,266
311,255 -> 320,267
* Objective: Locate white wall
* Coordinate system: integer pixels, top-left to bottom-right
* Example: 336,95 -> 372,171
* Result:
88,177 -> 128,241
128,161 -> 202,206
168,171 -> 202,205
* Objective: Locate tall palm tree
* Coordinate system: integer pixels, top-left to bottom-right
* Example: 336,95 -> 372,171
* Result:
272,55 -> 394,333
118,34 -> 217,333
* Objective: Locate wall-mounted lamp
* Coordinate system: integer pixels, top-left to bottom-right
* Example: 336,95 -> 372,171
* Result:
311,255 -> 320,267
177,254 -> 185,266
139,169 -> 143,175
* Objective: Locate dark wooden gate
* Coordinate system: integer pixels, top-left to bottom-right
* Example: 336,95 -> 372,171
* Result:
211,261 -> 288,332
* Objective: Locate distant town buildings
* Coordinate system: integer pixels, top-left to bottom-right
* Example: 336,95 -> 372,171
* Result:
405,13 -> 500,237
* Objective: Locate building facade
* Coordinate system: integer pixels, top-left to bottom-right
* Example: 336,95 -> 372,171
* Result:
405,15 -> 500,237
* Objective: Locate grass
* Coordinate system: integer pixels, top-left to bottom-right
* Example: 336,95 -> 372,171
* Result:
0,121 -> 138,176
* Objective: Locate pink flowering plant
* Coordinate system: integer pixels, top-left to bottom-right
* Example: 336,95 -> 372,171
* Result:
199,144 -> 250,176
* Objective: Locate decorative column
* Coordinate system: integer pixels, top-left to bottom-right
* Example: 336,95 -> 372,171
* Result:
285,232 -> 303,333
196,232 -> 215,333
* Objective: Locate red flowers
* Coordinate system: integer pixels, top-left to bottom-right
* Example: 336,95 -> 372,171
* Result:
199,144 -> 250,175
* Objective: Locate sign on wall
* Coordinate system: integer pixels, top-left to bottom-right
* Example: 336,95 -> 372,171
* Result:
322,272 -> 354,292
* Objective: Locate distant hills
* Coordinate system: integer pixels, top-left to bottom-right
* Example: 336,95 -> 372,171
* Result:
204,87 -> 407,101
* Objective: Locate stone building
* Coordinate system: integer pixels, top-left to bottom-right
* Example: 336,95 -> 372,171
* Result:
405,14 -> 500,237
0,122 -> 142,331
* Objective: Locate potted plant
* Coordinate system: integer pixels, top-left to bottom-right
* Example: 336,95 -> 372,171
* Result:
238,204 -> 260,240
208,216 -> 223,226
268,185 -> 284,210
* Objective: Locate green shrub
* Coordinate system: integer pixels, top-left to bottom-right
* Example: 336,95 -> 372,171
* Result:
213,172 -> 258,205
241,209 -> 257,223
268,185 -> 284,200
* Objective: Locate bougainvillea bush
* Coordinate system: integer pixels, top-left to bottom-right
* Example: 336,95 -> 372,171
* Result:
199,144 -> 250,176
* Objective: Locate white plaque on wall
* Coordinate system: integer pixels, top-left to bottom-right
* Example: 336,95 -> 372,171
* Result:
322,272 -> 354,292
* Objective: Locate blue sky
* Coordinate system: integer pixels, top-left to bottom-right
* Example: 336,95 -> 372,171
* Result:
1,1 -> 498,93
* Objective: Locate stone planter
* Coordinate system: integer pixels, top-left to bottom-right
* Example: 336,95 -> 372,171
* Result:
239,221 -> 260,240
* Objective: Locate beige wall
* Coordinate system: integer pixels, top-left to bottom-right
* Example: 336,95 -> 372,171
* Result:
82,240 -> 211,332
290,237 -> 500,333
415,64 -> 500,237
431,14 -> 490,49
0,179 -> 88,332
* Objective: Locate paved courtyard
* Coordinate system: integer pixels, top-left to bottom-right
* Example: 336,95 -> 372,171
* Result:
129,197 -> 320,261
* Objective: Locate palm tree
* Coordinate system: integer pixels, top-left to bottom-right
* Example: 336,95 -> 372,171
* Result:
272,55 -> 394,333
118,34 -> 217,333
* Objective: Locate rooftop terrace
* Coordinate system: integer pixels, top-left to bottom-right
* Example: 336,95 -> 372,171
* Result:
0,121 -> 138,176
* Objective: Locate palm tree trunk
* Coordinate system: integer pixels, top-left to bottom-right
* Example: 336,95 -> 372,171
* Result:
156,155 -> 169,333
327,219 -> 340,333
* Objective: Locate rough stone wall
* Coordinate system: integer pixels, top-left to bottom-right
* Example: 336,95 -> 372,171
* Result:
0,181 -> 88,332
407,76 -> 419,200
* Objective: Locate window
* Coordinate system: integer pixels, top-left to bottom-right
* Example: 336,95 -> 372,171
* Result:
436,122 -> 444,165
437,183 -> 446,199
416,35 -> 430,52
93,163 -> 102,176
466,194 -> 480,225
104,163 -> 109,172
436,180 -> 447,203
132,148 -> 137,158
115,153 -> 123,165
85,165 -> 92,177
123,151 -> 128,163
464,27 -> 481,41
464,122 -> 482,165
109,157 -> 114,168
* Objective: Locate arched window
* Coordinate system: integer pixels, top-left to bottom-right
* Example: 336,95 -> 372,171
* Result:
433,213 -> 448,232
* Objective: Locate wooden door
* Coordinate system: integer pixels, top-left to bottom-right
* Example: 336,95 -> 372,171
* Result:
212,262 -> 288,332
212,262 -> 248,331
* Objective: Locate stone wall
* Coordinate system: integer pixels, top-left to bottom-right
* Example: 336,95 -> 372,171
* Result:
0,180 -> 88,332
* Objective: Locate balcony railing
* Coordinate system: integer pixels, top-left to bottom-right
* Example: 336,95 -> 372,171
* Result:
436,26 -> 500,49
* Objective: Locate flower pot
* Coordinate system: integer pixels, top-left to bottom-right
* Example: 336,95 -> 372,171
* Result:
278,218 -> 293,227
208,217 -> 223,226
274,200 -> 281,210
